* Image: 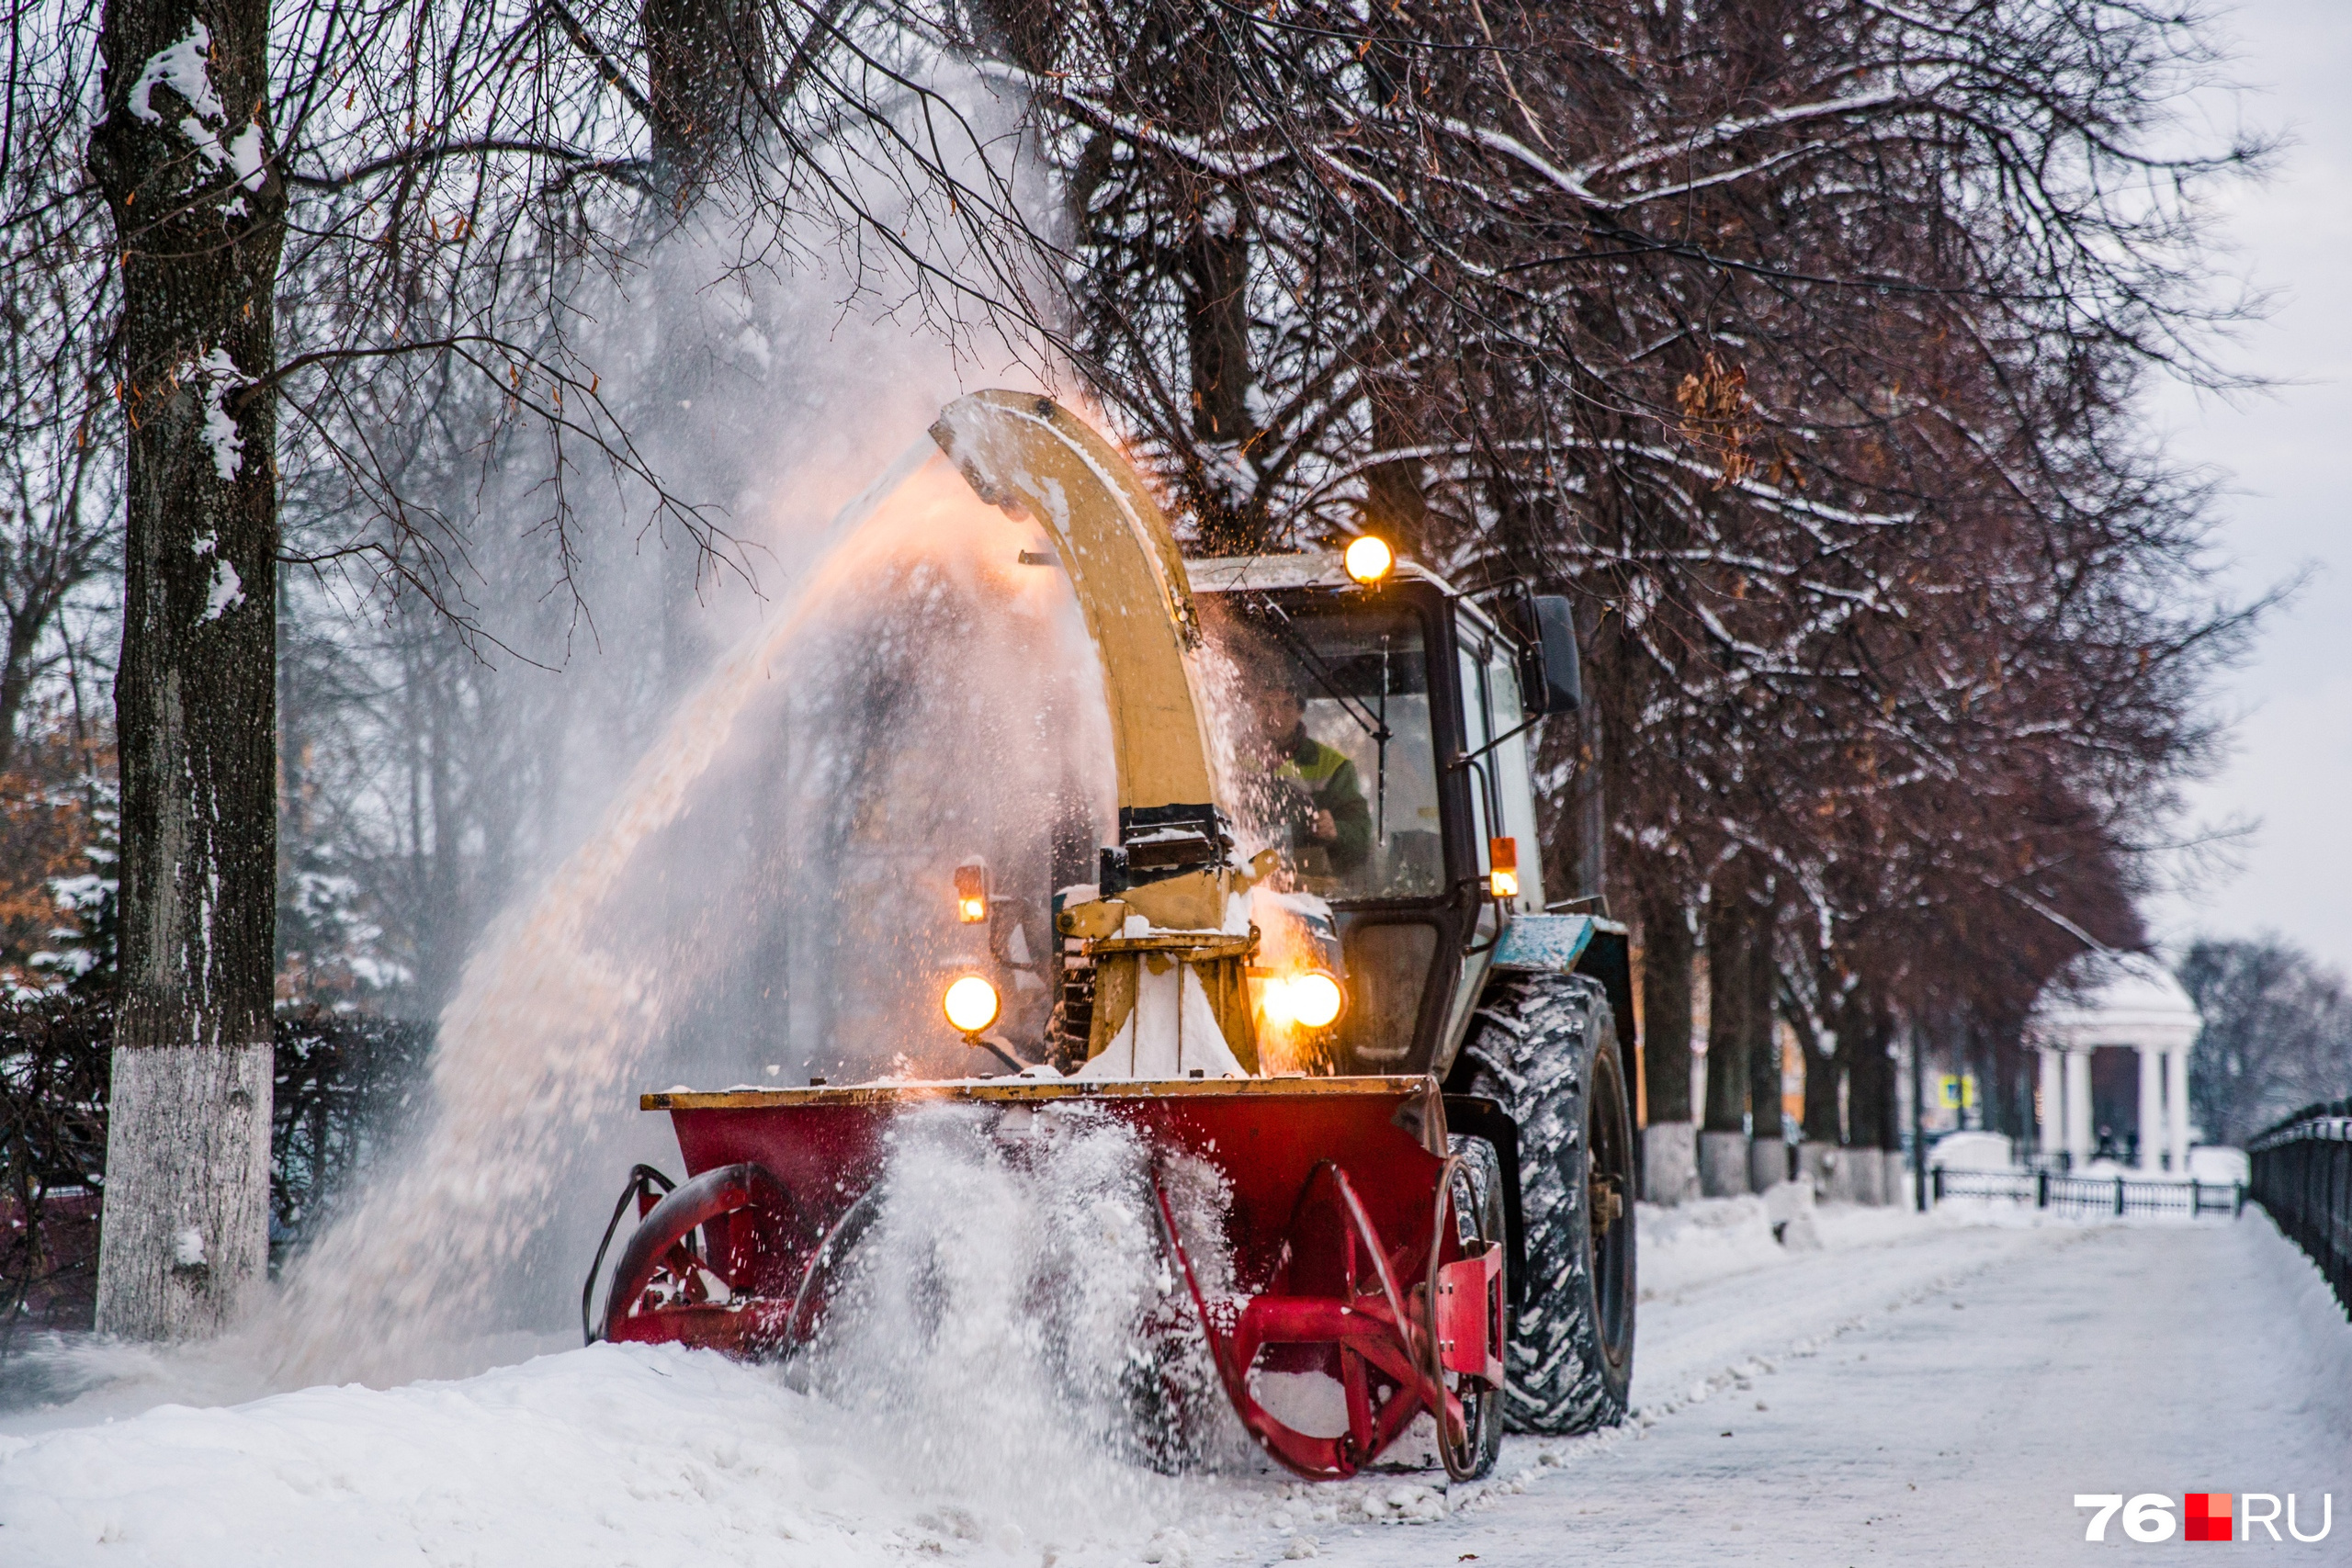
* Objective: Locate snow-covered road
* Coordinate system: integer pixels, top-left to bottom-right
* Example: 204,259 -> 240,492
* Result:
4,1202 -> 2346,1566
1347,1213 -> 2352,1565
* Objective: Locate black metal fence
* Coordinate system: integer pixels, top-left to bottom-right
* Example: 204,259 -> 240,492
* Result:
2248,1100 -> 2352,1314
1931,1166 -> 2244,1218
1,999 -> 433,1343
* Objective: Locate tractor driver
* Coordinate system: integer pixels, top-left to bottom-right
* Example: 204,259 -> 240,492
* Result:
1249,675 -> 1373,881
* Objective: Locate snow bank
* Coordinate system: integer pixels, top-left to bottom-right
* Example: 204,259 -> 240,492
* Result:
0,1336 -> 1480,1567
1637,1194 -> 1936,1300
1,1342 -> 1148,1566
6,1189 -> 2321,1566
2237,1207 -> 2352,1392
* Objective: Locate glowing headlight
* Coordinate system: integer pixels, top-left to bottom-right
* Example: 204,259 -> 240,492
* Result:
942,975 -> 1001,1035
1343,534 -> 1395,585
1289,971 -> 1345,1030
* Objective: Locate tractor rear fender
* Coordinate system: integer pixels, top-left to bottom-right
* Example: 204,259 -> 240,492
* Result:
1442,913 -> 1638,1280
1470,913 -> 1638,1074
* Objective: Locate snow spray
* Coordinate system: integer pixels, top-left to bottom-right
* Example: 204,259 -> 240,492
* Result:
263,454 -> 1114,1384
798,1104 -> 1251,1516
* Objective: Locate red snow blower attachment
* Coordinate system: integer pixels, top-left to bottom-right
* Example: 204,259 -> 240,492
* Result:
589,1077 -> 1510,1479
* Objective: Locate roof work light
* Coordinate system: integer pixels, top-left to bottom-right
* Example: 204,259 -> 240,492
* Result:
1343,534 -> 1395,585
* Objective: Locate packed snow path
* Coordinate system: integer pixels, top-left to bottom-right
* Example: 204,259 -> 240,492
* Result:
1350,1214 -> 2351,1565
3,1204 -> 2346,1565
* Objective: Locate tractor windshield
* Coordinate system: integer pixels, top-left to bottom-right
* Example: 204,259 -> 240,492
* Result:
1238,604 -> 1443,903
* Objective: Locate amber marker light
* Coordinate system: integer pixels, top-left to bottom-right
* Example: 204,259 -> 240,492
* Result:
954,860 -> 989,924
1289,971 -> 1346,1030
943,975 -> 1001,1035
1343,534 -> 1395,584
1489,836 -> 1521,901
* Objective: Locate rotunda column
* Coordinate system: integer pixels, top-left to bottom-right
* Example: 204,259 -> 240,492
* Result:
2137,1044 -> 2163,1171
2064,1047 -> 2093,1168
2037,1046 -> 2063,1161
2166,1047 -> 2191,1173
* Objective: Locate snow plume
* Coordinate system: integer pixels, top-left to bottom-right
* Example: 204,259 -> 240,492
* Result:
232,45 -> 1155,1390
264,458 -> 1110,1382
802,1106 -> 1248,1507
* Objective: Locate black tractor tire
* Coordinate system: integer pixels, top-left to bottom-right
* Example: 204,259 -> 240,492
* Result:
1451,970 -> 1636,1434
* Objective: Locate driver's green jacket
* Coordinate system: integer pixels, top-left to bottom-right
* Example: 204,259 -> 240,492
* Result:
1276,728 -> 1373,876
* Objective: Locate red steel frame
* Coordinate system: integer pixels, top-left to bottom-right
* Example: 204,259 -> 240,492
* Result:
598,1076 -> 1504,1479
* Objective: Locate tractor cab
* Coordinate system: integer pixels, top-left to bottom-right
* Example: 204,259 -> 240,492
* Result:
1185,548 -> 1585,1080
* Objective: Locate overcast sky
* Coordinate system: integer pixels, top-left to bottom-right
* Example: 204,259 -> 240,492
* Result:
2139,0 -> 2352,977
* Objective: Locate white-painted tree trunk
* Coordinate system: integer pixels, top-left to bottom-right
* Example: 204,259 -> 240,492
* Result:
88,0 -> 285,1341
1642,1121 -> 1700,1205
1849,1148 -> 1883,1205
1697,1131 -> 1748,1197
96,1043 -> 275,1337
1799,1140 -> 1843,1201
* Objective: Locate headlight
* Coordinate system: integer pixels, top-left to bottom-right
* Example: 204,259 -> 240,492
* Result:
1262,970 -> 1345,1031
942,975 -> 1001,1034
1289,971 -> 1345,1030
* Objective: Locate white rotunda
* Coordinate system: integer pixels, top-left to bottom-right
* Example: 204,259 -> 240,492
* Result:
2024,951 -> 2203,1171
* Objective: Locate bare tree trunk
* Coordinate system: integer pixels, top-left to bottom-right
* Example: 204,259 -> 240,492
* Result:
0,607 -> 48,774
90,0 -> 286,1339
1360,362 -> 1429,560
1640,895 -> 1694,1124
1637,889 -> 1698,1202
642,0 -> 763,211
1184,214 -> 1263,552
1792,957 -> 1844,1194
1699,896 -> 1750,1195
641,0 -> 766,696
1838,1001 -> 1901,1205
1744,900 -> 1783,1189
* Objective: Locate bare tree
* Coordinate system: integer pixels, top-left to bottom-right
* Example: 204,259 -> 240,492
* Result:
0,0 -> 1079,1337
2181,938 -> 2352,1147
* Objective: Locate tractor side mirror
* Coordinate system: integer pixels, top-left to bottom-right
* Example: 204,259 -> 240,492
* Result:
1521,593 -> 1582,714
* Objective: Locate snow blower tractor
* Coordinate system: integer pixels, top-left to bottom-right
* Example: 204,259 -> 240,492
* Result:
582,392 -> 1636,1480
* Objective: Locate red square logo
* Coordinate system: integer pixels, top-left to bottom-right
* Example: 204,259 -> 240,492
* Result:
2185,1494 -> 2233,1542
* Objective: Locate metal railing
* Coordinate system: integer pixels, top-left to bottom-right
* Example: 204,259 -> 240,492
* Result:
1930,1166 -> 2244,1219
2248,1100 -> 2352,1314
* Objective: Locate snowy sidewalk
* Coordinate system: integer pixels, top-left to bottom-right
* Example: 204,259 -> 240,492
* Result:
2,1205 -> 2346,1565
1339,1213 -> 2352,1565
